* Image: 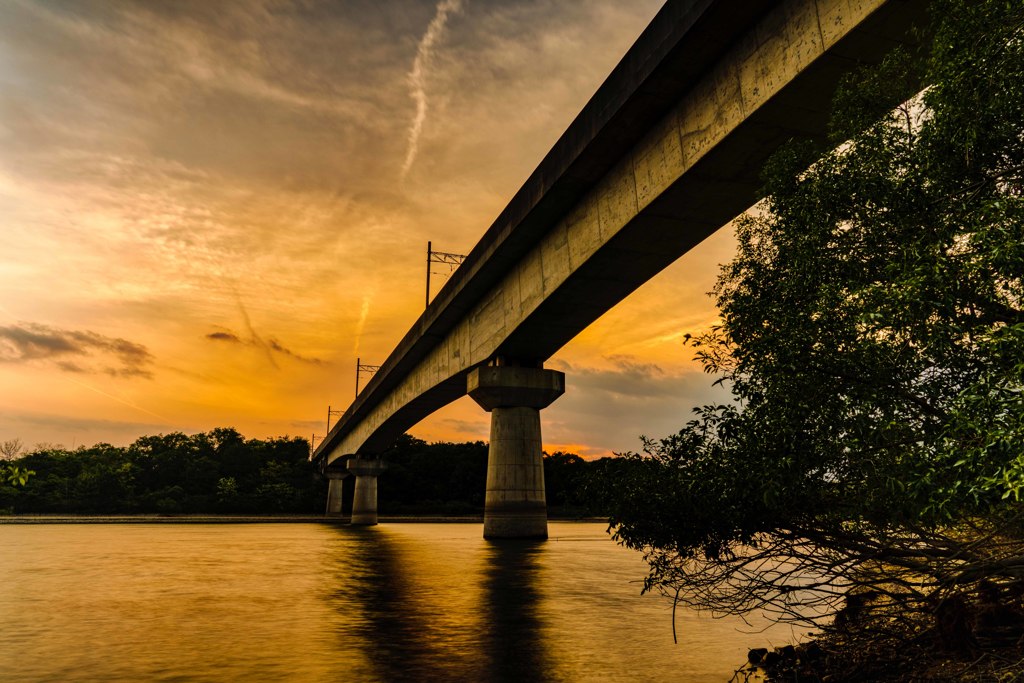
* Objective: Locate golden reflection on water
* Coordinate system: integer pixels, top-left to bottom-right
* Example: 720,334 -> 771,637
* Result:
324,526 -> 552,681
0,523 -> 799,682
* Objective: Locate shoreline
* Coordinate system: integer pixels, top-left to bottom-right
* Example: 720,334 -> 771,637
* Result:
0,514 -> 608,525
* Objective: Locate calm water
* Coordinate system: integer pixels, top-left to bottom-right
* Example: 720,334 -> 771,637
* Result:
0,522 -> 798,682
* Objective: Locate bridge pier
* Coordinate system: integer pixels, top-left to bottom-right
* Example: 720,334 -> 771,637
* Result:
324,470 -> 350,518
348,457 -> 386,525
468,363 -> 565,539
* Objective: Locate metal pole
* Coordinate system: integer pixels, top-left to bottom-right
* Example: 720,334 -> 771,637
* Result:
355,357 -> 360,399
426,240 -> 432,309
327,405 -> 332,433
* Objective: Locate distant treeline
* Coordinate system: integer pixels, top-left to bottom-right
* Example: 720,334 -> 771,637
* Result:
0,430 -> 630,516
368,434 -> 630,517
1,429 -> 319,514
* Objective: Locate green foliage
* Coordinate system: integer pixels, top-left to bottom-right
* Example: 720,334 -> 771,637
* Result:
1,463 -> 33,487
603,0 -> 1024,622
4,429 -> 325,514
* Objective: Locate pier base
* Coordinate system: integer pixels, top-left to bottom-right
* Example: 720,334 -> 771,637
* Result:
348,457 -> 387,525
468,363 -> 565,539
325,472 -> 349,517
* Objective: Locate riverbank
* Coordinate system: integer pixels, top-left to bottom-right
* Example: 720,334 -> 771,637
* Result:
737,596 -> 1024,683
0,514 -> 607,524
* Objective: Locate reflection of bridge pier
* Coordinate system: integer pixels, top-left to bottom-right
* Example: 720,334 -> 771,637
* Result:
324,527 -> 441,681
312,0 -> 928,535
322,525 -> 552,681
480,539 -> 549,680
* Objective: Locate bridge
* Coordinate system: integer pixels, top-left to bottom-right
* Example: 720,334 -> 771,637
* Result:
313,0 -> 927,537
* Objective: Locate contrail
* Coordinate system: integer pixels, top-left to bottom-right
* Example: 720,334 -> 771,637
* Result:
63,375 -> 171,423
400,0 -> 464,181
233,291 -> 278,369
352,293 -> 372,355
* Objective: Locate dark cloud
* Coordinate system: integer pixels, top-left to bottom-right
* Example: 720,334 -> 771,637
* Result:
551,355 -> 678,399
267,338 -> 324,366
438,417 -> 489,440
543,355 -> 730,455
0,323 -> 154,379
0,324 -> 81,359
205,327 -> 326,366
206,331 -> 242,343
56,361 -> 86,373
106,365 -> 155,379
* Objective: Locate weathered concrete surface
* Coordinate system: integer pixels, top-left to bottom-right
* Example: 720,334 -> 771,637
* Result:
467,365 -> 565,412
469,366 -> 565,538
315,0 -> 927,465
324,471 -> 348,517
323,461 -> 351,517
480,407 -> 549,539
348,458 -> 386,525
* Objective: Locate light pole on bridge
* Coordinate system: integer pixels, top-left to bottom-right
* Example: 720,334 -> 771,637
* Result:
326,405 -> 344,433
426,241 -> 466,308
309,433 -> 325,458
355,357 -> 381,399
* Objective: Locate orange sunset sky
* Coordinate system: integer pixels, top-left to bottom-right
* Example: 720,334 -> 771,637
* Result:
0,0 -> 737,458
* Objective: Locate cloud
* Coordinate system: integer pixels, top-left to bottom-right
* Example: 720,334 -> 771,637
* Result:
205,326 -> 325,366
206,331 -> 241,342
437,417 -> 489,440
267,338 -> 324,366
551,355 -> 679,399
287,419 -> 324,431
0,322 -> 154,378
542,355 -> 730,457
234,296 -> 277,368
400,0 -> 464,180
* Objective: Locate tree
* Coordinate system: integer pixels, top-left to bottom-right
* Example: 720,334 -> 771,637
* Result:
544,452 -> 587,514
0,438 -> 32,488
0,464 -> 32,487
604,0 -> 1024,634
0,438 -> 23,460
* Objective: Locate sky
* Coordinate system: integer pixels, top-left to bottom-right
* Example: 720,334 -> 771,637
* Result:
0,0 -> 738,458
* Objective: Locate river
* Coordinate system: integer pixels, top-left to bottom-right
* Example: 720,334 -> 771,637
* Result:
0,522 -> 799,681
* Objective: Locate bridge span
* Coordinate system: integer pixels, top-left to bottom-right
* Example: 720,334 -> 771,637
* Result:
313,0 -> 927,537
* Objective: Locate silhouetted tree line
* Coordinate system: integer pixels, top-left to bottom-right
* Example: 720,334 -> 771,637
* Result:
373,434 -> 624,517
0,428 -> 321,514
0,429 -> 624,516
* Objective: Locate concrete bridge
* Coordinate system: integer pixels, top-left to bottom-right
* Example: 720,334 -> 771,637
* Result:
313,0 -> 927,537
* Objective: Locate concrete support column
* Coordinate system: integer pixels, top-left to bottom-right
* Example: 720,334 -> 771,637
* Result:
468,364 -> 565,539
324,471 -> 349,517
347,457 -> 387,526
